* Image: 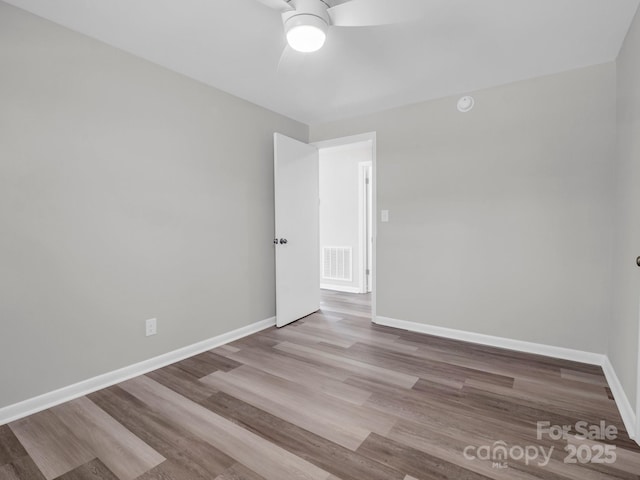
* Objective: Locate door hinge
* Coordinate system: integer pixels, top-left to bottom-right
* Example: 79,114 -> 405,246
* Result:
366,269 -> 370,275
365,178 -> 370,185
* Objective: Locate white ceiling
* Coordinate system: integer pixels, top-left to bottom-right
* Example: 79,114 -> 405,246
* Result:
4,0 -> 639,125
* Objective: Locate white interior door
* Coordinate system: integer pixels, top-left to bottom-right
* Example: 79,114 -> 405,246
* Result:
274,133 -> 320,327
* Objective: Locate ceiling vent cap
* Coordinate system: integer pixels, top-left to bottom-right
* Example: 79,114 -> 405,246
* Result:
457,96 -> 475,113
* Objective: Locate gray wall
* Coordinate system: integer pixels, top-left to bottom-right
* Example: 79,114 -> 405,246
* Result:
311,64 -> 617,354
611,7 -> 640,409
0,2 -> 307,408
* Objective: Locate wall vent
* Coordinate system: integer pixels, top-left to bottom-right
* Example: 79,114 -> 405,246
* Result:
322,247 -> 352,281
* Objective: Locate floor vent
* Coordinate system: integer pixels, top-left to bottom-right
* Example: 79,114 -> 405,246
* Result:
322,247 -> 352,281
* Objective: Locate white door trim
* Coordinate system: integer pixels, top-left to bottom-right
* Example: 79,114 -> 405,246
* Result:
358,161 -> 372,293
637,295 -> 640,438
312,132 -> 377,320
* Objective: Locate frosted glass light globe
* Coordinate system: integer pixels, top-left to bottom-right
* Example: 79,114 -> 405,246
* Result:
286,14 -> 328,53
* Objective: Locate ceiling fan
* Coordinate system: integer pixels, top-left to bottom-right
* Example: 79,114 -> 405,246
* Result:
254,0 -> 426,53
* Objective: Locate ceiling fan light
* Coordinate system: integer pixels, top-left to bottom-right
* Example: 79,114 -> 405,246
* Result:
285,14 -> 327,53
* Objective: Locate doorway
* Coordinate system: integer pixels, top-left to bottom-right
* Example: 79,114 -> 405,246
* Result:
314,133 -> 376,319
273,132 -> 376,327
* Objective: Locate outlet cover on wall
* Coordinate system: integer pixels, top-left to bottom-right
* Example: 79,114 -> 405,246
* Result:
145,318 -> 157,336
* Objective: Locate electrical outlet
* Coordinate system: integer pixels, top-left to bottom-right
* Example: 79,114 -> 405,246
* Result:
145,318 -> 157,337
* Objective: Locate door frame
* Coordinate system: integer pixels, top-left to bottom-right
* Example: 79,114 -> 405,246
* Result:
358,160 -> 373,294
312,132 -> 377,321
637,300 -> 640,439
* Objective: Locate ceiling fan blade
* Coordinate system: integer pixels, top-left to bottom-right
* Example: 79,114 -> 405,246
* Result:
277,45 -> 296,73
277,44 -> 309,76
253,0 -> 294,12
276,44 -> 324,78
327,0 -> 426,27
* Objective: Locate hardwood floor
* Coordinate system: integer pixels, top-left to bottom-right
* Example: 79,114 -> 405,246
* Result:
2,290 -> 639,479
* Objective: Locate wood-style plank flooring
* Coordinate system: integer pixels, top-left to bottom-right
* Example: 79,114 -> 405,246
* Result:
2,290 -> 639,479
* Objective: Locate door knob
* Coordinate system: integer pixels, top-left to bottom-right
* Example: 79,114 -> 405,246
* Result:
279,238 -> 288,245
637,256 -> 640,267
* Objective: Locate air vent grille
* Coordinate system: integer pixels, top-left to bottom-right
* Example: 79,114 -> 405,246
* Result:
322,247 -> 352,281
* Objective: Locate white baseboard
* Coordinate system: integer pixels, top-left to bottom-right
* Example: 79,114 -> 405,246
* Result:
601,357 -> 637,440
320,284 -> 362,294
0,316 -> 276,426
374,316 -> 605,365
375,315 -> 638,443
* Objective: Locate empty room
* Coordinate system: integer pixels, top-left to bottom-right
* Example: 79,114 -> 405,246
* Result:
2,0 -> 640,479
